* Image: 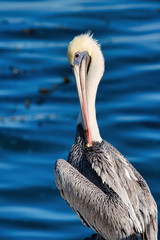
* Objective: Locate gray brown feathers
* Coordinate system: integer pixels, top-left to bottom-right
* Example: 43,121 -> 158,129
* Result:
55,158 -> 142,240
54,124 -> 158,240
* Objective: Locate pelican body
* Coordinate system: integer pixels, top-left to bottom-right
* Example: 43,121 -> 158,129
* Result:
54,33 -> 158,240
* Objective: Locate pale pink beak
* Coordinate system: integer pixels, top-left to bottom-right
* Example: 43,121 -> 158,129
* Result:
73,51 -> 92,147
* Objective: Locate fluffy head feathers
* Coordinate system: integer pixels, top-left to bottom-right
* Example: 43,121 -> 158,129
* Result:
67,33 -> 101,66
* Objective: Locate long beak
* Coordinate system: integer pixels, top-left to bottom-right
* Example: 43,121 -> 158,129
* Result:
73,52 -> 92,147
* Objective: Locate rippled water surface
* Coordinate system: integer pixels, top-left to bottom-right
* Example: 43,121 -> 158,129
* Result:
0,0 -> 160,239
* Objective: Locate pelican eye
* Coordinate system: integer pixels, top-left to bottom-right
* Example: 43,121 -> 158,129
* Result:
75,52 -> 80,59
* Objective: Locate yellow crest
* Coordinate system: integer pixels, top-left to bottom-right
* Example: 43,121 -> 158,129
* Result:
67,33 -> 101,66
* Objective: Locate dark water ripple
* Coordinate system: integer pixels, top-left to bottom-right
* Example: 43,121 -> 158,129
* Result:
0,0 -> 160,239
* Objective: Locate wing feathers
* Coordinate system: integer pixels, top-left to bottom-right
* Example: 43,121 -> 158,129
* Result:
54,159 -> 143,240
85,141 -> 157,240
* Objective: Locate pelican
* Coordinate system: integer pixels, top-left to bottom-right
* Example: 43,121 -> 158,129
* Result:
54,33 -> 158,240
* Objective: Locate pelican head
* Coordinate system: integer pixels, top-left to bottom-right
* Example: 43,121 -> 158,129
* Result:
68,33 -> 105,147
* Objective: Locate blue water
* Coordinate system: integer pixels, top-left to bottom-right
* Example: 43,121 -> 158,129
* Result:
0,0 -> 160,239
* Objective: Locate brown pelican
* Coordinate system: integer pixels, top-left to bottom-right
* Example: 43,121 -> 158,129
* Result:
54,33 -> 158,240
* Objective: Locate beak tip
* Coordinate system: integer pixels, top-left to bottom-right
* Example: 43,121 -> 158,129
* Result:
86,142 -> 92,148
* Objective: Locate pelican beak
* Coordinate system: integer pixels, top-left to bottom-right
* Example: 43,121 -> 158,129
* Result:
73,51 -> 92,147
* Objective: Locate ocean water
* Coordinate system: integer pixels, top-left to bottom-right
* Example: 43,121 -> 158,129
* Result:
0,0 -> 160,239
